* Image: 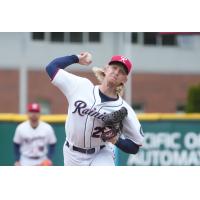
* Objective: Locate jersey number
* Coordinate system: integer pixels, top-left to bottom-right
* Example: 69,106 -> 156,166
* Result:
92,127 -> 104,138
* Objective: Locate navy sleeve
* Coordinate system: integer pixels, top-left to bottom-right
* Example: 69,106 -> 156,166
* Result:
115,138 -> 139,154
47,144 -> 56,159
46,55 -> 79,80
13,142 -> 20,161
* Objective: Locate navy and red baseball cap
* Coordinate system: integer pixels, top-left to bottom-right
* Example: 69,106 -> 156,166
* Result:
108,55 -> 132,74
27,103 -> 40,113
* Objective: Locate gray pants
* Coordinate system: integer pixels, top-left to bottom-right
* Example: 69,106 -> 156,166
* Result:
20,155 -> 47,166
63,142 -> 115,166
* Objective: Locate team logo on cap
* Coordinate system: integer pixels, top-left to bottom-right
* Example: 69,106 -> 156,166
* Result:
120,56 -> 128,63
28,103 -> 40,112
32,103 -> 38,109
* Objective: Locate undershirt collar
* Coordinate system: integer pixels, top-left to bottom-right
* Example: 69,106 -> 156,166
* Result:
99,89 -> 119,103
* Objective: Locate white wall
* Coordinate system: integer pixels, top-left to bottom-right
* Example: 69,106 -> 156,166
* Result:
0,32 -> 200,74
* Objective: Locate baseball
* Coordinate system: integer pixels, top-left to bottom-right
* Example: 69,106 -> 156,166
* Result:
86,53 -> 92,63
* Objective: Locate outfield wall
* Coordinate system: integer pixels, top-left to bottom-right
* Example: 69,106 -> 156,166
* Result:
1,114 -> 200,166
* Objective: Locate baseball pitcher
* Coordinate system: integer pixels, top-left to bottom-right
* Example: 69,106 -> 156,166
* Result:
46,52 -> 144,166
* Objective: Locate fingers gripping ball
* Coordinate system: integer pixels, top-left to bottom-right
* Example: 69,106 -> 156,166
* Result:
79,52 -> 92,65
101,107 -> 128,142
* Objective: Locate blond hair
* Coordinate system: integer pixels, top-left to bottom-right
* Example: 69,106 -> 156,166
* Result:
92,66 -> 125,96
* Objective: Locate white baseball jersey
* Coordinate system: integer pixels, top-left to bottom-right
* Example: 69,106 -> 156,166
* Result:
52,69 -> 144,149
13,121 -> 57,158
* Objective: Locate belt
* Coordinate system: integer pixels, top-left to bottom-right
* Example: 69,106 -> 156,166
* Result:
66,141 -> 105,154
28,156 -> 41,159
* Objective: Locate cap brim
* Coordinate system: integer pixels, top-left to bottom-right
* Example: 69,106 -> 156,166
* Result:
28,110 -> 40,113
109,61 -> 129,74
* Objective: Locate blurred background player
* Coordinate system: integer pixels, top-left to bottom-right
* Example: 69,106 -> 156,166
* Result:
13,103 -> 57,166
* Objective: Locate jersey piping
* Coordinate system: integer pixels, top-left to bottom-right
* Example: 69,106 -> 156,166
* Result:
83,86 -> 97,148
